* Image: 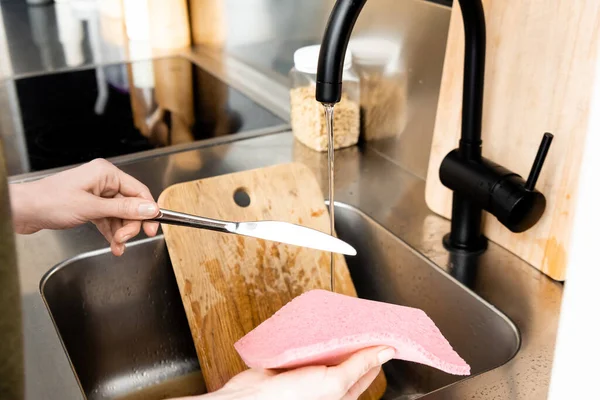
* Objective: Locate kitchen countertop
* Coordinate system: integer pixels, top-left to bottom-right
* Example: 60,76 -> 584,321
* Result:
10,51 -> 563,400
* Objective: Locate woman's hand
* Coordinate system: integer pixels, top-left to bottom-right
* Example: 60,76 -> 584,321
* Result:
9,158 -> 160,256
180,346 -> 395,400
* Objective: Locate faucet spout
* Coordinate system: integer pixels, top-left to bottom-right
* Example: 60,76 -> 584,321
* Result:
316,0 -> 367,104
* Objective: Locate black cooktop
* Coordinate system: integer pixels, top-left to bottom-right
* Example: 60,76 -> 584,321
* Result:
14,57 -> 286,172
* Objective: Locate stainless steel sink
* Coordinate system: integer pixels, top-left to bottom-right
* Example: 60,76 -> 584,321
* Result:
40,203 -> 520,400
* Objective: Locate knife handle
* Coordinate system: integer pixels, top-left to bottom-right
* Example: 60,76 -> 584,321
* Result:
151,209 -> 233,233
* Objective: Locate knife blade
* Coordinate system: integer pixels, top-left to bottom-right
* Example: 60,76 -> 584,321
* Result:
151,209 -> 357,256
232,221 -> 356,256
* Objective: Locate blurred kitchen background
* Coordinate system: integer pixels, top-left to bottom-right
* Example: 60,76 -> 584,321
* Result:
0,0 -> 452,180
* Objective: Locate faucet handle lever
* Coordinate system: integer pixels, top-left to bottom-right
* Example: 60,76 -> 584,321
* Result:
525,132 -> 554,191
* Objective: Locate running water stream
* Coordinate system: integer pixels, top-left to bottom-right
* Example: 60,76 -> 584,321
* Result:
323,103 -> 335,292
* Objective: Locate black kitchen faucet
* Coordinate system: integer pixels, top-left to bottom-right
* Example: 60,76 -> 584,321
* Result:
315,0 -> 553,254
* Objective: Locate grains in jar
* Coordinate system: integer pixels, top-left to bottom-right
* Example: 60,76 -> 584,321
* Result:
289,45 -> 360,152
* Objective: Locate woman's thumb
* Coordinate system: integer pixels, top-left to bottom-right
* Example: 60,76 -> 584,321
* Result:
93,196 -> 159,220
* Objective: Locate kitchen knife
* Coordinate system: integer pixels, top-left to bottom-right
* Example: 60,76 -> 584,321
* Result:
150,208 -> 357,256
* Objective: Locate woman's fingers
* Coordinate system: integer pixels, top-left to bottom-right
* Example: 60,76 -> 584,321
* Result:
111,240 -> 125,256
87,194 -> 159,221
114,220 -> 142,245
92,219 -> 114,243
91,190 -> 157,256
330,346 -> 395,394
80,160 -> 159,221
109,218 -> 125,256
143,221 -> 160,237
113,169 -> 160,238
342,366 -> 382,400
114,165 -> 155,202
87,159 -> 155,202
92,217 -> 129,257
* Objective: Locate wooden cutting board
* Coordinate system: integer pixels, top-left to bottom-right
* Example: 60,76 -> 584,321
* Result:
425,0 -> 600,281
158,163 -> 387,398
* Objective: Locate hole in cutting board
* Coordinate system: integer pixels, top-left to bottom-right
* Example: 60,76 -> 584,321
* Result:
234,188 -> 251,207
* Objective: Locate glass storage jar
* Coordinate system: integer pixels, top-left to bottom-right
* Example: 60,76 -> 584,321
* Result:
289,45 -> 360,152
348,37 -> 407,142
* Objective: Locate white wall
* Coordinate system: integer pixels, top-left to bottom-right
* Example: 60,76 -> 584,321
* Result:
547,35 -> 600,400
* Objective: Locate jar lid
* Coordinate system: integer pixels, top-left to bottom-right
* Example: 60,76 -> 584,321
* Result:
348,37 -> 400,66
293,45 -> 353,75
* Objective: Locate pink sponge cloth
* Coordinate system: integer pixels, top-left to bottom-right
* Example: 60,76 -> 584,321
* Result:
234,289 -> 470,375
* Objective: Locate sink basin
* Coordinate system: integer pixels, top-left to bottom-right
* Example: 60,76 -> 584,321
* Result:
41,203 -> 519,400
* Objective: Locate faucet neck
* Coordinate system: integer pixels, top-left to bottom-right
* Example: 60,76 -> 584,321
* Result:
457,0 -> 486,162
444,0 -> 488,254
